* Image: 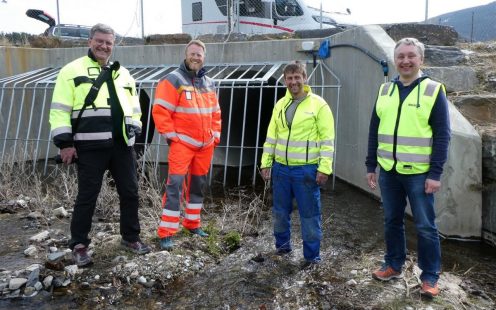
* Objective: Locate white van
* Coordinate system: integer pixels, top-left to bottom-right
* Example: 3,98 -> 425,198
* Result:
182,0 -> 354,36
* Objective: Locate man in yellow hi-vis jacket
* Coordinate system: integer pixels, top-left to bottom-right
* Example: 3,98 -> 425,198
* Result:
49,23 -> 150,267
260,61 -> 335,266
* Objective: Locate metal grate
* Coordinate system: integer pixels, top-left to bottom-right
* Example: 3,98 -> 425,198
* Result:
0,61 -> 340,187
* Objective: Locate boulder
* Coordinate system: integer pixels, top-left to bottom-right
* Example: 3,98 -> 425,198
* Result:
422,66 -> 478,92
146,33 -> 192,45
424,46 -> 466,67
383,23 -> 458,46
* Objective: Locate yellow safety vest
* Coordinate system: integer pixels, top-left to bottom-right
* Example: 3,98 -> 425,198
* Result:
261,85 -> 335,175
376,78 -> 443,174
49,55 -> 141,148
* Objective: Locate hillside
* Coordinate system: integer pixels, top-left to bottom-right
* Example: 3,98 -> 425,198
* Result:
428,1 -> 496,42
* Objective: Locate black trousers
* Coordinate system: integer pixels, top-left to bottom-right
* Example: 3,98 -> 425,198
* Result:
69,143 -> 141,249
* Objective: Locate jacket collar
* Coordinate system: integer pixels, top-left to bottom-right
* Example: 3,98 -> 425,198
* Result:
180,61 -> 206,79
284,84 -> 312,100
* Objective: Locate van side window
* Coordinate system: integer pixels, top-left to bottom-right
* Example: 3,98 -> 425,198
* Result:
239,0 -> 264,17
215,0 -> 228,16
274,0 -> 303,18
192,2 -> 203,21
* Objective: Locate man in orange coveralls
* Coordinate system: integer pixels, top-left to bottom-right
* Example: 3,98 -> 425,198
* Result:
152,39 -> 221,250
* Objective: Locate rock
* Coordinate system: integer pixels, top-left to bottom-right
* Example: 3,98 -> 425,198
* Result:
62,278 -> 71,287
24,245 -> 38,257
146,33 -> 192,45
49,246 -> 58,253
52,207 -> 68,218
80,282 -> 90,289
29,230 -> 50,242
8,278 -> 28,290
23,286 -> 36,297
137,276 -> 147,284
424,46 -> 466,66
34,281 -> 43,291
422,66 -> 478,92
130,270 -> 139,279
47,251 -> 66,262
25,264 -> 43,272
64,265 -> 78,278
0,282 -> 8,290
346,279 -> 358,286
112,255 -> 128,263
124,262 -> 138,269
350,269 -> 358,276
383,23 -> 458,46
7,289 -> 21,298
43,275 -> 53,288
94,275 -> 100,281
27,211 -> 43,219
26,268 -> 40,287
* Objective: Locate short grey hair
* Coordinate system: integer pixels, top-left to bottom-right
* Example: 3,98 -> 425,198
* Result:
90,23 -> 115,39
394,37 -> 425,59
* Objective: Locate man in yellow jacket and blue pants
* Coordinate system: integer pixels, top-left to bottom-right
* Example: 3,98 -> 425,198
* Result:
260,62 -> 334,265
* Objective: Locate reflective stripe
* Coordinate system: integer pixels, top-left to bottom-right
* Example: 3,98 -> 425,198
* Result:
186,203 -> 202,210
381,82 -> 392,96
378,149 -> 430,163
276,138 -> 318,148
275,149 -> 319,160
175,106 -> 219,114
263,146 -> 275,154
124,116 -> 133,125
133,106 -> 141,114
377,149 -> 394,160
177,133 -> 214,147
184,213 -> 200,220
159,221 -> 180,229
52,126 -> 72,136
162,209 -> 180,217
74,132 -> 112,141
51,102 -> 72,112
265,137 -> 276,144
378,134 -> 432,147
397,152 -> 430,163
424,82 -> 438,97
127,136 -> 135,146
162,132 -> 177,140
131,119 -> 141,127
320,151 -> 334,157
170,70 -> 190,86
71,108 -> 111,119
154,98 -> 176,111
319,140 -> 334,147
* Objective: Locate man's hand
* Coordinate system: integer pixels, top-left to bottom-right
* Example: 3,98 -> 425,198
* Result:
60,147 -> 78,165
316,172 -> 328,186
260,168 -> 271,181
366,172 -> 377,190
425,178 -> 441,194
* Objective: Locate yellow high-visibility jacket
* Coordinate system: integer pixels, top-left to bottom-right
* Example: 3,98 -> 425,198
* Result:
261,85 -> 335,175
376,78 -> 443,174
49,55 -> 141,150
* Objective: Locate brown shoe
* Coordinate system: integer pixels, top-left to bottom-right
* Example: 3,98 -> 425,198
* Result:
420,281 -> 439,297
72,244 -> 92,267
372,265 -> 403,281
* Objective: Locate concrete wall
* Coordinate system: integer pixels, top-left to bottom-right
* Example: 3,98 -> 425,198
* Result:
0,25 -> 483,238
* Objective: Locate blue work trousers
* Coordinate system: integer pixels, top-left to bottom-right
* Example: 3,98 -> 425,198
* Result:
379,169 -> 441,284
272,162 -> 322,262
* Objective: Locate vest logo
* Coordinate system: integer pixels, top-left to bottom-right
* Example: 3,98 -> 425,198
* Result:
403,165 -> 413,170
185,91 -> 192,100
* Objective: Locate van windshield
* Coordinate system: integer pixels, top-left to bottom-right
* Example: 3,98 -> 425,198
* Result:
275,0 -> 303,17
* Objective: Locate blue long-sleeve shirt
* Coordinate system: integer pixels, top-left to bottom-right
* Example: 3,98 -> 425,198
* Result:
365,76 -> 451,181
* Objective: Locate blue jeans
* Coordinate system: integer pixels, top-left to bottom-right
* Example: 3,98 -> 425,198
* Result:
271,162 -> 322,262
379,169 -> 441,284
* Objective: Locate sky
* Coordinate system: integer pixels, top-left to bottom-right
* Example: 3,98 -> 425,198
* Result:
0,0 -> 494,38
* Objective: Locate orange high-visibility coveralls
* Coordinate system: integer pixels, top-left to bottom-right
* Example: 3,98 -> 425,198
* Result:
152,62 -> 221,238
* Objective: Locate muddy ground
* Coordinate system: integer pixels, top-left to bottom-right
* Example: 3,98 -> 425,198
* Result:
0,179 -> 495,310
